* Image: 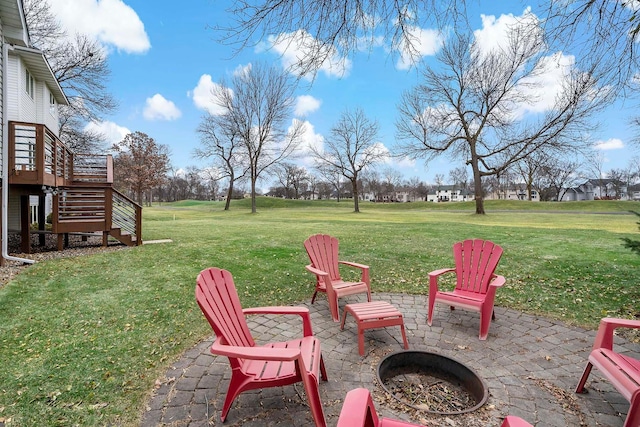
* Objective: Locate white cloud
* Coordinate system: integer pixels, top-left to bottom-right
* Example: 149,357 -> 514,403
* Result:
84,120 -> 130,146
262,30 -> 352,79
188,74 -> 231,116
49,0 -> 150,54
512,52 -> 576,117
295,120 -> 324,167
396,26 -> 444,70
594,138 -> 625,150
472,8 -> 580,119
393,155 -> 416,169
474,8 -> 541,56
366,142 -> 391,160
143,94 -> 181,121
295,95 -> 321,117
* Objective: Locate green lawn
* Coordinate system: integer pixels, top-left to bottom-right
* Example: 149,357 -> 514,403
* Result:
0,198 -> 639,426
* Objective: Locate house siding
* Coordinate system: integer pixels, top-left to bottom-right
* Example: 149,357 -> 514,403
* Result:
8,55 -> 37,123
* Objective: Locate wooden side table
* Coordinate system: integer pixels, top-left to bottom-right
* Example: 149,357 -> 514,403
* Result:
340,301 -> 409,356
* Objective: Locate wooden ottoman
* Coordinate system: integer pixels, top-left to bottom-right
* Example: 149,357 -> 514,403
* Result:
340,301 -> 409,356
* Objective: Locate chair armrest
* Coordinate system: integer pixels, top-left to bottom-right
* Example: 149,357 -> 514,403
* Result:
339,260 -> 369,271
339,261 -> 370,285
305,264 -> 329,277
593,317 -> 640,351
337,388 -> 379,427
428,268 -> 455,294
428,267 -> 456,278
244,306 -> 314,336
211,337 -> 300,361
488,274 -> 506,288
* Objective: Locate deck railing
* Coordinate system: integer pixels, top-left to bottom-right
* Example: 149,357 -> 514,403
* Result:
52,186 -> 142,245
8,121 -> 113,186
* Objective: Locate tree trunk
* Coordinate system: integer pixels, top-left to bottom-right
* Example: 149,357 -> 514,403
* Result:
352,178 -> 360,213
224,182 -> 233,211
250,176 -> 257,214
471,162 -> 485,214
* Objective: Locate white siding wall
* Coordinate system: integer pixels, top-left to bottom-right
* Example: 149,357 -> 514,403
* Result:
7,54 -> 18,120
7,55 -> 59,134
7,55 -> 37,123
43,85 -> 59,133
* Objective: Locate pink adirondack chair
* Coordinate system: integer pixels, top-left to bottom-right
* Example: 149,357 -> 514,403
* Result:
427,239 -> 505,340
575,317 -> 640,427
337,388 -> 533,427
337,388 -> 426,427
304,234 -> 372,322
195,267 -> 328,426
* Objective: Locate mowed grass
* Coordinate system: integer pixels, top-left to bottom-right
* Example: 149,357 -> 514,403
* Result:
1,198 -> 639,426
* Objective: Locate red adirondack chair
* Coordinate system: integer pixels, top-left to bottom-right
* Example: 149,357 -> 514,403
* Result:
575,317 -> 640,427
427,239 -> 505,340
337,388 -> 533,427
337,388 -> 425,427
304,234 -> 372,322
195,267 -> 328,426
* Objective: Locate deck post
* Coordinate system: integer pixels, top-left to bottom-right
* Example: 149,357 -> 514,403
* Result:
20,195 -> 30,253
38,194 -> 46,246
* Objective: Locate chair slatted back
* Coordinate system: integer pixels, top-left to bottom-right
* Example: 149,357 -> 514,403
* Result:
196,267 -> 255,348
453,239 -> 503,294
304,234 -> 341,281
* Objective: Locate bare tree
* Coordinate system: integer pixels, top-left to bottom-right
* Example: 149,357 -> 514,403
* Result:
24,0 -> 117,153
315,163 -> 345,202
209,63 -> 303,213
274,163 -> 309,199
195,113 -> 249,210
221,1 -> 640,90
396,18 -> 610,214
310,108 -> 384,212
113,132 -> 170,205
448,166 -> 469,191
514,152 -> 549,201
541,0 -> 640,91
218,1 -> 464,78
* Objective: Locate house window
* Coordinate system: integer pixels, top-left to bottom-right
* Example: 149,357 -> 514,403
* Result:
25,69 -> 35,98
49,92 -> 56,115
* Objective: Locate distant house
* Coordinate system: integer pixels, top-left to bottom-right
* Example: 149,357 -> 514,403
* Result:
560,179 -> 627,201
485,185 -> 540,202
426,185 -> 473,203
627,184 -> 640,201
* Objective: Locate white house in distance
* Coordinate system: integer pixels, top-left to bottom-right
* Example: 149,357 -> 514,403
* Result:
426,185 -> 474,202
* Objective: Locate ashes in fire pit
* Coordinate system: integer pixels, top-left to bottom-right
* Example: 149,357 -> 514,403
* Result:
377,351 -> 488,415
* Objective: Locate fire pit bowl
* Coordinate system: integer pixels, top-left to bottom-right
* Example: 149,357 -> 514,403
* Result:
377,350 -> 488,415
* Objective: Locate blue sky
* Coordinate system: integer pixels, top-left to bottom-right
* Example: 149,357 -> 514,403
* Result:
47,0 -> 638,189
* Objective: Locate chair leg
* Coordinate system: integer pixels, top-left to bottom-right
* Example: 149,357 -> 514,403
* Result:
220,375 -> 246,422
301,371 -> 327,427
427,294 -> 436,326
479,311 -> 491,340
400,323 -> 409,350
319,354 -> 328,381
575,362 -> 593,393
358,325 -> 365,356
311,290 -> 319,304
624,390 -> 640,427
